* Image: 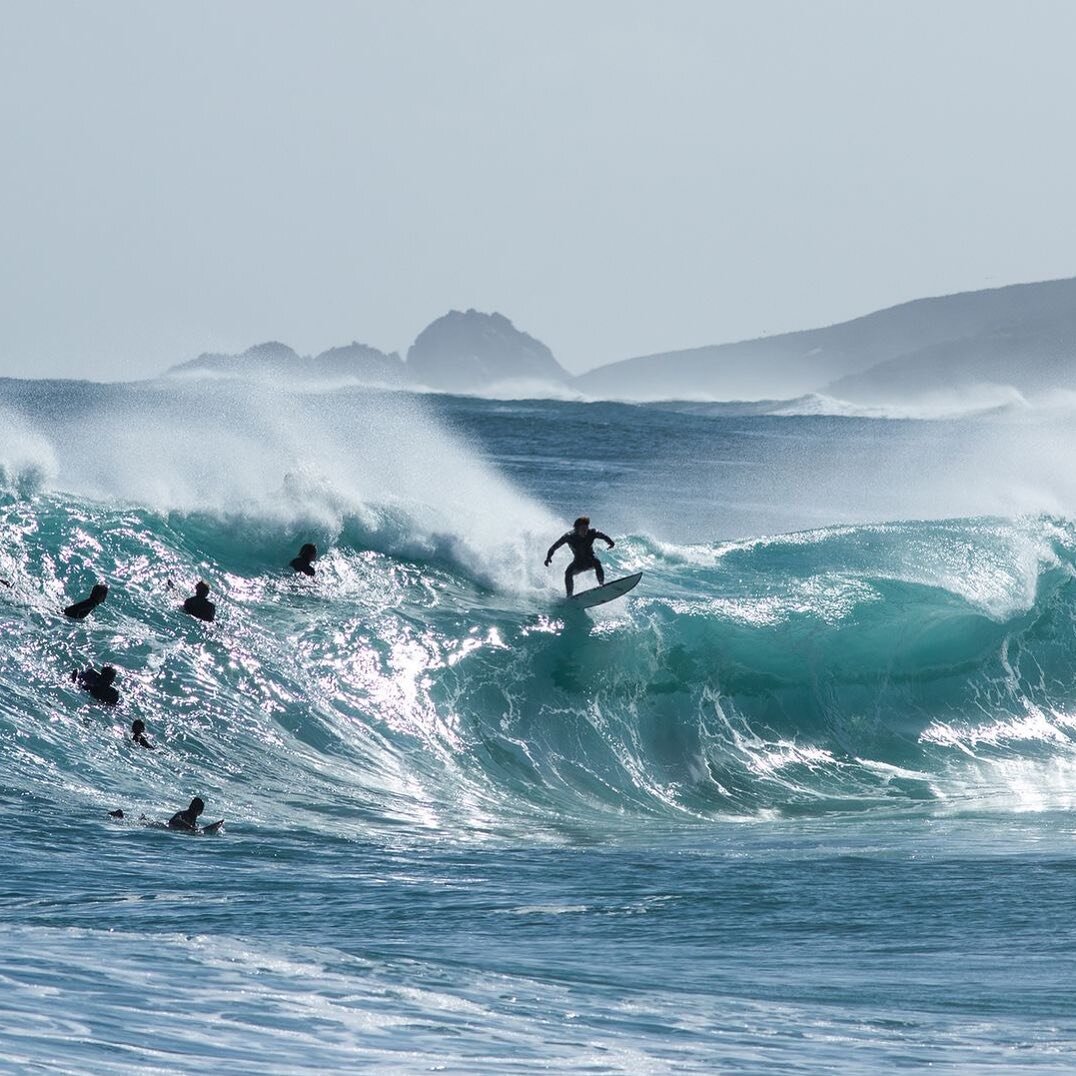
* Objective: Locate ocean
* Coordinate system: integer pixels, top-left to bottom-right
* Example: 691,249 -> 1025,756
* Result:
3,377 -> 1076,1073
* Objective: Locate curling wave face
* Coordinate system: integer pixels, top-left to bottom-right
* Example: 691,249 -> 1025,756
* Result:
5,424 -> 1076,834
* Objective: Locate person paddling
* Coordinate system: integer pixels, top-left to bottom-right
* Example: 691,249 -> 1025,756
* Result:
290,543 -> 317,577
65,583 -> 109,620
166,797 -> 223,834
182,580 -> 216,623
168,797 -> 205,831
545,517 -> 615,597
131,719 -> 154,749
72,664 -> 120,705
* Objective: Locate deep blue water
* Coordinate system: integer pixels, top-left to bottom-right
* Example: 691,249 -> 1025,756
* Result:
3,378 -> 1076,1072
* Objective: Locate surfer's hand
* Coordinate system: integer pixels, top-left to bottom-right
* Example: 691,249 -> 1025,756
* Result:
544,558 -> 551,567
607,539 -> 615,548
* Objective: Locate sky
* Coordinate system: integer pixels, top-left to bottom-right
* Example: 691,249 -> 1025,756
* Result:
2,0 -> 1075,381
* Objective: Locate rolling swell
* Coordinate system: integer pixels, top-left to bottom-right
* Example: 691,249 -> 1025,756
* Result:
3,469 -> 1076,831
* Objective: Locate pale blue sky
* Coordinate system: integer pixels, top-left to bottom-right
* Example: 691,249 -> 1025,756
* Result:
2,0 -> 1074,379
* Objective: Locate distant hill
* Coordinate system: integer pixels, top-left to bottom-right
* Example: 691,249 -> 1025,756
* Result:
164,280 -> 1076,404
167,311 -> 566,394
575,278 -> 1076,402
168,340 -> 405,386
406,309 -> 568,392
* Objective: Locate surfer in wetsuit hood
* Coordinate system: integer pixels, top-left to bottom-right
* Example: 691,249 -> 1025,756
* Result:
72,664 -> 120,705
168,797 -> 205,831
65,583 -> 109,620
290,543 -> 317,577
182,580 -> 216,623
545,517 -> 615,597
131,719 -> 154,749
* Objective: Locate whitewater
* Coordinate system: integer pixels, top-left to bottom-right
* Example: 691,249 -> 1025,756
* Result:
4,377 -> 1076,1072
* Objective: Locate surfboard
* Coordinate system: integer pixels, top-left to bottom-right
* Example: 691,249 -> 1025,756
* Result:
202,819 -> 224,835
563,572 -> 642,609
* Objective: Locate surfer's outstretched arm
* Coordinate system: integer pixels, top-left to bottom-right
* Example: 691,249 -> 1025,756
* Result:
544,534 -> 569,566
594,532 -> 615,549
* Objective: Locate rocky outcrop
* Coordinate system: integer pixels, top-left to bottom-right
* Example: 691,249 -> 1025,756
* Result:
167,340 -> 405,386
406,310 -> 568,392
309,343 -> 405,385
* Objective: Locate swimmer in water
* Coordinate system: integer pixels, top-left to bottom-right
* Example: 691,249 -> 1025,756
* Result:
72,664 -> 120,705
167,797 -> 205,831
65,583 -> 109,620
166,797 -> 223,834
182,580 -> 216,623
131,719 -> 154,749
290,543 -> 317,577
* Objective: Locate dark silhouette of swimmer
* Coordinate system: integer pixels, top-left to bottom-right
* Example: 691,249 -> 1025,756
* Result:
168,797 -> 205,831
545,516 -> 615,597
109,809 -> 125,819
72,664 -> 120,705
65,583 -> 108,620
131,719 -> 154,749
290,543 -> 317,577
182,580 -> 216,623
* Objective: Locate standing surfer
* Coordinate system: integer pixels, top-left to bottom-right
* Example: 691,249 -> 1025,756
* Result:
545,517 -> 615,597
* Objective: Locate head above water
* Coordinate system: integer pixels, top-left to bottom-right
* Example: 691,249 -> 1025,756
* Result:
100,666 -> 117,685
131,719 -> 145,736
91,583 -> 108,602
573,516 -> 590,533
189,797 -> 205,816
299,543 -> 317,562
195,580 -> 210,597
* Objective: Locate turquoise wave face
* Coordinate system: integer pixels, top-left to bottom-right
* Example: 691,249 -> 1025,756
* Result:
6,378 -> 1076,833
4,477 -> 1076,832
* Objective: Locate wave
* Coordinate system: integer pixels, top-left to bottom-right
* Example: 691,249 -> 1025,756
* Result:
767,388 -> 1033,420
0,377 -> 557,591
5,437 -> 1076,835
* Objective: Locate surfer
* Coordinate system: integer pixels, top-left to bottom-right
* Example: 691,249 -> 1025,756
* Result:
166,796 -> 223,834
290,543 -> 317,577
72,664 -> 120,705
65,583 -> 109,620
545,517 -> 616,597
131,719 -> 154,749
182,580 -> 216,623
168,797 -> 205,831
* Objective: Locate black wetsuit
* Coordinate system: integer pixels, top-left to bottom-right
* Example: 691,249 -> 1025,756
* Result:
546,529 -> 615,596
290,557 -> 315,577
167,808 -> 200,831
75,668 -> 119,706
65,595 -> 105,619
183,595 -> 216,622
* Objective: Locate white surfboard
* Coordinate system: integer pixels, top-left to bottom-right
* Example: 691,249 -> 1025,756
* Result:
562,572 -> 642,609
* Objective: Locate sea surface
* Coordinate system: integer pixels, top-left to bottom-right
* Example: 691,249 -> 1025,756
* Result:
3,377 -> 1076,1072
